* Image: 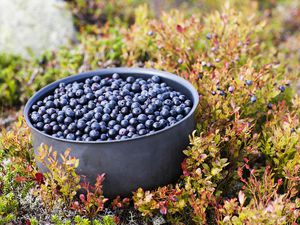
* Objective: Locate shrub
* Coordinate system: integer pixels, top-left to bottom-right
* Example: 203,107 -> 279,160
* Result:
34,145 -> 81,210
1,1 -> 300,224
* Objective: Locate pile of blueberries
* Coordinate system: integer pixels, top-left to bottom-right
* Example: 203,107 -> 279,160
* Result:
29,73 -> 193,141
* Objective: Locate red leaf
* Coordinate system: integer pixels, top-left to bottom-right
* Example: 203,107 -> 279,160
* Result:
15,175 -> 27,183
80,194 -> 86,202
25,219 -> 31,225
159,206 -> 167,215
35,172 -> 44,185
176,24 -> 183,33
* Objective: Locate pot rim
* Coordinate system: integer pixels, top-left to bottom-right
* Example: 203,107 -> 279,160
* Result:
24,67 -> 199,144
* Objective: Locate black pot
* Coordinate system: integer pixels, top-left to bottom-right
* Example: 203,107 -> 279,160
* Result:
24,68 -> 199,198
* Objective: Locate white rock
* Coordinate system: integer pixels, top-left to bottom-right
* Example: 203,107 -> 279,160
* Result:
0,0 -> 75,58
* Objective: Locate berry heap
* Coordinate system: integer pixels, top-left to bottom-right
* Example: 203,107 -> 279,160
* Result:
29,73 -> 193,141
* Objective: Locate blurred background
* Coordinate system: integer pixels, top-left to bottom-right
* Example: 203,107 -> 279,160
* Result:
0,0 -> 300,128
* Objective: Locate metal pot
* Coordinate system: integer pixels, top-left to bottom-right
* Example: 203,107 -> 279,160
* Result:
24,68 -> 199,198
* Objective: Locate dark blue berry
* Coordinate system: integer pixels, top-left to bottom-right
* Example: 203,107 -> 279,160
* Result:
137,114 -> 148,123
250,95 -> 257,103
145,120 -> 154,128
132,107 -> 142,116
89,130 -> 100,140
245,80 -> 253,86
91,122 -> 100,131
108,129 -> 117,138
66,133 -> 76,140
65,108 -> 75,117
43,124 -> 52,134
119,128 -> 128,136
129,118 -> 138,126
151,75 -> 160,83
138,129 -> 147,136
136,124 -> 146,131
278,85 -> 285,92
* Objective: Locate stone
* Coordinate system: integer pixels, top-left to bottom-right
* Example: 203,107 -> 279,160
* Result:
0,0 -> 75,58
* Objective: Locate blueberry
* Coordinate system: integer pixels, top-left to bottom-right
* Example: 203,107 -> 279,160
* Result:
108,120 -> 117,128
127,131 -> 134,138
145,108 -> 154,115
94,113 -> 102,121
56,116 -> 65,123
50,121 -> 57,127
228,86 -> 234,93
91,122 -> 100,131
119,128 -> 128,136
121,107 -> 129,115
184,100 -> 192,107
153,122 -> 161,130
68,123 -> 77,133
245,80 -> 253,86
66,133 -> 75,140
64,117 -> 73,125
45,101 -> 55,108
65,108 -> 75,117
85,137 -> 93,141
161,109 -> 170,118
132,107 -> 142,116
267,103 -> 273,109
278,85 -> 285,92
75,110 -> 83,118
129,118 -> 138,126
86,92 -> 95,100
100,134 -> 107,140
151,75 -> 160,83
138,129 -> 147,136
116,114 -> 124,122
91,83 -> 100,91
75,89 -> 84,97
145,120 -> 154,128
113,124 -> 121,132
31,112 -> 42,123
112,73 -> 120,79
127,126 -> 136,133
156,116 -> 163,122
102,114 -> 110,122
32,105 -> 39,111
131,102 -> 141,109
103,107 -> 111,114
37,101 -> 43,106
126,76 -> 135,83
136,124 -> 146,131
75,130 -> 82,137
131,83 -> 141,92
89,130 -> 100,140
250,95 -> 257,103
84,113 -> 93,120
120,119 -> 129,127
176,114 -> 184,121
137,114 -> 148,123
36,122 -> 44,129
92,76 -> 100,82
219,90 -> 225,96
87,102 -> 96,110
159,119 -> 167,128
108,129 -> 117,138
206,33 -> 212,39
43,124 -> 52,134
184,107 -> 191,115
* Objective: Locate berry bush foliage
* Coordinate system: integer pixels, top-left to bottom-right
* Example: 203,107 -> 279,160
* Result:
1,0 -> 300,224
